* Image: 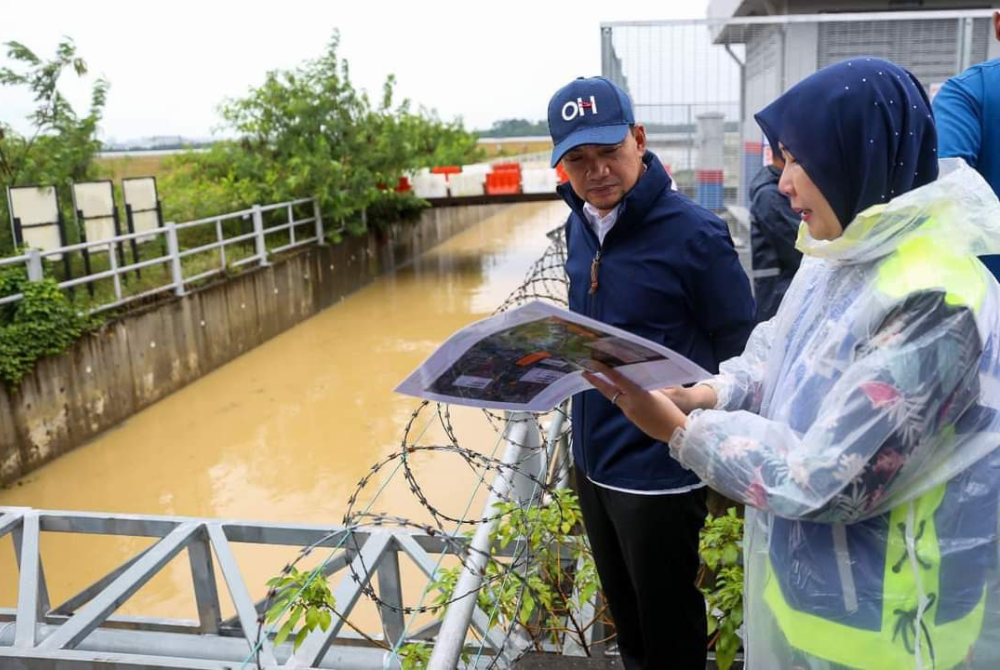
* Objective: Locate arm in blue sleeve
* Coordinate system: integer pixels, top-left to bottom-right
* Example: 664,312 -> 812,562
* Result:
933,75 -> 983,169
687,225 -> 756,367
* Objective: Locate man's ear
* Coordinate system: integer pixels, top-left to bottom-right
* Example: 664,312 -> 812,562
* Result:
632,124 -> 647,153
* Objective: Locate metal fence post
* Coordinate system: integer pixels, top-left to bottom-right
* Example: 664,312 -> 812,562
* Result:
108,243 -> 123,303
959,16 -> 975,72
25,249 -> 43,282
166,223 -> 186,297
313,198 -> 325,245
252,205 -> 269,267
428,414 -> 544,669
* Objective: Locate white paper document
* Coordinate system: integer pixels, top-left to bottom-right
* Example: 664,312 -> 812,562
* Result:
395,301 -> 712,412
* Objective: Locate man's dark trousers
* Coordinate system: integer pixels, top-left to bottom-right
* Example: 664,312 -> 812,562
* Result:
575,468 -> 708,669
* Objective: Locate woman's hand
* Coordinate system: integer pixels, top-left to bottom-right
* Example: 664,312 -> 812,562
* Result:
582,362 -> 689,444
659,384 -> 718,414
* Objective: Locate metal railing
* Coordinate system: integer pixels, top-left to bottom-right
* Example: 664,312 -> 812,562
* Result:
0,410 -> 587,669
0,197 -> 324,315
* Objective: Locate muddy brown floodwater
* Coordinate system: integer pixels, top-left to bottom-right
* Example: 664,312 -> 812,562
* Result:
0,201 -> 568,629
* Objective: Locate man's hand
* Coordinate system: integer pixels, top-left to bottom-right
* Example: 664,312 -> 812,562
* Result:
582,362 -> 688,444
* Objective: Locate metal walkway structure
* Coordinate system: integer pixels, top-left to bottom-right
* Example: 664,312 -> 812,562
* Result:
0,412 -> 595,669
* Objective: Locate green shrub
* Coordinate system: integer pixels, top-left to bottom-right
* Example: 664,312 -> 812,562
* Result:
0,266 -> 94,387
699,507 -> 745,670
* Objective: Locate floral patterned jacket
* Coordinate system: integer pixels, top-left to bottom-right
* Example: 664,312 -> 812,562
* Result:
674,286 -> 983,523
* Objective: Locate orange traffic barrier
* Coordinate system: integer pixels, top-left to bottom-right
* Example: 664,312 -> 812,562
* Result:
430,166 -> 461,178
556,164 -> 570,184
485,170 -> 521,195
491,162 -> 521,173
377,176 -> 413,192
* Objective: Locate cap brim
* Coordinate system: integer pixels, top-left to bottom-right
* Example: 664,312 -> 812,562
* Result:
550,124 -> 630,167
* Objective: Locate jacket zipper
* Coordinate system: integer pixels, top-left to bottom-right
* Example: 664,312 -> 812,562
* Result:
581,243 -> 603,477
589,250 -> 602,295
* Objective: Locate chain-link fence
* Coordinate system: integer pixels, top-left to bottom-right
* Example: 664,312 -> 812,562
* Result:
601,9 -> 1000,214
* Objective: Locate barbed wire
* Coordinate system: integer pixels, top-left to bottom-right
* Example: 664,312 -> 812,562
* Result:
248,224 -> 606,669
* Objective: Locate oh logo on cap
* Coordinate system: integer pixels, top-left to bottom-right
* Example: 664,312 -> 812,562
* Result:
561,96 -> 599,122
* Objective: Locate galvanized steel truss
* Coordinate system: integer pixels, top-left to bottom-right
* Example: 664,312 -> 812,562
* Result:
0,507 -> 529,669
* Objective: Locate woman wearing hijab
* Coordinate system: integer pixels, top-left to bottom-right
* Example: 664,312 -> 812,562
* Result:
585,58 -> 1000,669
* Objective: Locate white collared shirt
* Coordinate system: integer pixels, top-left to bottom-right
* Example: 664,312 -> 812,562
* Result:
582,201 -> 620,246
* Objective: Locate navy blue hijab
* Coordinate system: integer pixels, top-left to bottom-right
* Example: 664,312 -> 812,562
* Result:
755,58 -> 938,228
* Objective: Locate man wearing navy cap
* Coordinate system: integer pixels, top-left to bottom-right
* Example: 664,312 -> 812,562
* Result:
550,76 -> 755,669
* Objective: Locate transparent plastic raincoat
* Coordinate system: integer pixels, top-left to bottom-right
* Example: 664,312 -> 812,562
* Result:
670,159 -> 1000,670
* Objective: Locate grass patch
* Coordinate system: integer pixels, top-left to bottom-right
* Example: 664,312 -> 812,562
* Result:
95,154 -> 171,182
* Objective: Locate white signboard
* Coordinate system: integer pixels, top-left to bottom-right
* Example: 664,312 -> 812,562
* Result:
7,185 -> 63,256
122,177 -> 160,242
72,181 -> 117,249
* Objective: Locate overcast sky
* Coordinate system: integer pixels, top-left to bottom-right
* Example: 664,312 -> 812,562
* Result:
1,0 -> 710,141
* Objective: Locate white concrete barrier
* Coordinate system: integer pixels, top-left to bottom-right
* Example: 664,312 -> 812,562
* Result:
461,163 -> 493,176
521,168 -> 558,194
412,173 -> 449,198
520,160 -> 550,171
448,173 -> 486,197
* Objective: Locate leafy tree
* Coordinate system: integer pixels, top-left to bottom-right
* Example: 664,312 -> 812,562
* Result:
161,31 -> 482,231
0,38 -> 109,254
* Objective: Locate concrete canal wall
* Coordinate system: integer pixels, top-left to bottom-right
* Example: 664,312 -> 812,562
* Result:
0,204 -> 508,485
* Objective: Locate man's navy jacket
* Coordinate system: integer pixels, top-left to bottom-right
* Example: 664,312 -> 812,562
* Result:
561,152 -> 756,491
749,164 -> 802,323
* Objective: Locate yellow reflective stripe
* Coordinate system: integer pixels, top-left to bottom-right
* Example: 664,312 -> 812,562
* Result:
876,234 -> 986,311
765,570 -> 985,669
765,487 -> 987,669
764,565 -> 985,669
880,486 -> 945,636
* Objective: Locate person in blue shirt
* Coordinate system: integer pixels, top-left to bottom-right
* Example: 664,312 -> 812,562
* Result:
934,10 -> 1000,276
548,76 -> 755,669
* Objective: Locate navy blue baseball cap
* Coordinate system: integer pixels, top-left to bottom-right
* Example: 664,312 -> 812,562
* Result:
547,76 -> 635,167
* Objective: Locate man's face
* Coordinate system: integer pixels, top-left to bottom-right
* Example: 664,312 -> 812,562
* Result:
994,11 -> 999,41
560,125 -> 647,213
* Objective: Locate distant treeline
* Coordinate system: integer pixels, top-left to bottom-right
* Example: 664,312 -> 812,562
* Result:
476,118 -> 550,138
102,141 -> 216,153
474,118 -> 741,138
